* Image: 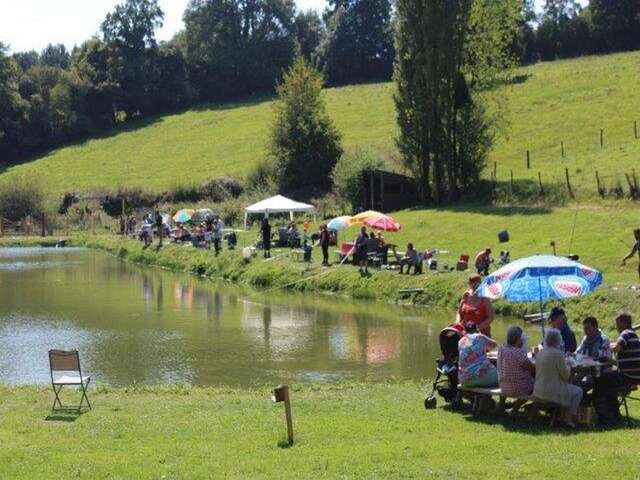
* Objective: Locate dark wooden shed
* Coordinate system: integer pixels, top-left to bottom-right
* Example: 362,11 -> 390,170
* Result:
361,169 -> 419,213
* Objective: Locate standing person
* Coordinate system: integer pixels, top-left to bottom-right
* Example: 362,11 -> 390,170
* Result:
261,217 -> 272,258
621,228 -> 640,280
548,306 -> 577,353
474,248 -> 493,276
213,215 -> 224,256
318,224 -> 330,266
155,209 -> 163,247
456,275 -> 494,337
356,226 -> 369,275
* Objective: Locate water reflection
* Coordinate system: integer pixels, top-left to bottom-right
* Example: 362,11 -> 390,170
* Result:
0,248 -> 538,387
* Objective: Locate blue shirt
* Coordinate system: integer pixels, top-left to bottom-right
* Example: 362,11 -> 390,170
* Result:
559,322 -> 577,353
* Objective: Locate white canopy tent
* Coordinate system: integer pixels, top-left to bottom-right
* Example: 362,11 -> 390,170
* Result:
244,194 -> 315,227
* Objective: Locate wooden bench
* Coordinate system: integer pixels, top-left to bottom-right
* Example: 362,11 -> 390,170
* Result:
458,385 -> 561,424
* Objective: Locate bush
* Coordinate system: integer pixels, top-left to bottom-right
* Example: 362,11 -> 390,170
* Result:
217,198 -> 244,227
331,149 -> 384,209
100,187 -> 159,217
311,193 -> 346,219
0,177 -> 45,221
199,176 -> 244,202
247,158 -> 278,194
164,183 -> 201,204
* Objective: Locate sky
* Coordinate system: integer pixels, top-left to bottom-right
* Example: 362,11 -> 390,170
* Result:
1,0 -> 584,54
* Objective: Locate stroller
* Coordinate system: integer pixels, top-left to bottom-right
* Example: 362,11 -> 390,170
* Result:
424,326 -> 463,409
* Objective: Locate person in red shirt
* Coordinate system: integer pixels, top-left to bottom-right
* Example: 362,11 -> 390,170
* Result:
456,274 -> 495,337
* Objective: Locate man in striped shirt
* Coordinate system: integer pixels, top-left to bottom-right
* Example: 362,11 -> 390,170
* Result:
612,313 -> 640,384
591,313 -> 640,425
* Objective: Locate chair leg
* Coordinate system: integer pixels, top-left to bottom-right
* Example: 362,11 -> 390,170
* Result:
622,395 -> 631,427
51,384 -> 63,413
79,379 -> 92,412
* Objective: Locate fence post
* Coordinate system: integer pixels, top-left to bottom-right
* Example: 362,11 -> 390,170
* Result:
526,150 -> 530,169
538,172 -> 544,196
493,161 -> 497,180
0,217 -> 3,237
510,169 -> 514,193
41,213 -> 46,238
596,171 -> 603,197
561,141 -> 565,158
600,129 -> 604,148
565,168 -> 573,198
635,120 -> 638,140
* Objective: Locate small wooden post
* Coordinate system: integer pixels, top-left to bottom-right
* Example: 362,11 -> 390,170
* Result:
538,172 -> 544,196
510,169 -> 514,192
600,129 -> 604,148
0,217 -> 3,237
550,241 -> 557,256
635,120 -> 638,140
369,170 -> 374,210
272,385 -> 294,445
493,161 -> 497,180
561,141 -> 565,158
526,150 -> 530,169
596,171 -> 603,197
565,168 -> 573,198
41,213 -> 46,237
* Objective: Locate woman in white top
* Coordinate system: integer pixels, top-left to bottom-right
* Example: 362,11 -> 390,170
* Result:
533,328 -> 583,427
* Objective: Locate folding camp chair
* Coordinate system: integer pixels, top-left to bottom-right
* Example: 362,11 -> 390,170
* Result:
48,349 -> 91,413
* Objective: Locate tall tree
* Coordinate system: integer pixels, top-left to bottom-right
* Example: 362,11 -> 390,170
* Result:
293,10 -> 324,60
319,0 -> 394,86
590,0 -> 640,53
0,43 -> 27,161
394,0 -> 514,203
184,0 -> 297,101
270,54 -> 342,196
40,44 -> 71,69
101,0 -> 164,117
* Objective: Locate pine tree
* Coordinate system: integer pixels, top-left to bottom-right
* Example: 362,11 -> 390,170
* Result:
271,54 -> 343,196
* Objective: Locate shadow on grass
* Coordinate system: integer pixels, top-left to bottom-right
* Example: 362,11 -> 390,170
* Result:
442,404 -> 636,436
45,413 -> 80,423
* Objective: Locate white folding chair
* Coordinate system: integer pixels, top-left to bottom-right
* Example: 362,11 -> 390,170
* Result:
48,350 -> 92,413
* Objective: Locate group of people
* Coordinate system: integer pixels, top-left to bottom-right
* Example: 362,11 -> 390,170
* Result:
453,274 -> 640,426
133,211 -> 228,255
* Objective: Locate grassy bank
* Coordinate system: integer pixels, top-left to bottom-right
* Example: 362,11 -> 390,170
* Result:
0,383 -> 638,479
0,236 -> 69,247
71,217 -> 640,325
2,51 -> 640,200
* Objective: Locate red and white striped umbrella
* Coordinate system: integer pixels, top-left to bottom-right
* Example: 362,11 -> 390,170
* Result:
363,215 -> 401,232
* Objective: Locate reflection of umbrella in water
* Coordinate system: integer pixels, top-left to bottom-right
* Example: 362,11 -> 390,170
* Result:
192,208 -> 215,223
349,210 -> 385,225
477,255 -> 603,339
327,216 -> 352,232
365,330 -> 400,364
364,215 -> 401,232
173,209 -> 195,223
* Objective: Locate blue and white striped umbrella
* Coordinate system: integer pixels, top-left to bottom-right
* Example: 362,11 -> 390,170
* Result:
477,255 -> 603,303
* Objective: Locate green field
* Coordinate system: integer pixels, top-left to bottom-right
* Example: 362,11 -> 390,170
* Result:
1,384 -> 638,479
2,51 -> 640,198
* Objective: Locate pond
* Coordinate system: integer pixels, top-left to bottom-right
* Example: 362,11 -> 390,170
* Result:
0,247 -> 539,387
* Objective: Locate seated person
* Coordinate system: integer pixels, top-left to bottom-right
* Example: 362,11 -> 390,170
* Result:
591,312 -> 640,424
399,243 -> 421,274
548,306 -> 577,353
173,223 -> 190,242
577,316 -> 612,361
366,232 -> 380,253
474,248 -> 493,276
375,233 -> 389,265
499,250 -> 510,266
498,326 -> 535,407
533,328 -> 583,427
456,275 -> 494,337
458,322 -> 498,388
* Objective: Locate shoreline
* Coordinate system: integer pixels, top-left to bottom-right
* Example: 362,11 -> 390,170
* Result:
2,234 -> 639,326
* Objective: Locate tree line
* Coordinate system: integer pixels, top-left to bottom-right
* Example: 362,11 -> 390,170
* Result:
1,0 -> 639,173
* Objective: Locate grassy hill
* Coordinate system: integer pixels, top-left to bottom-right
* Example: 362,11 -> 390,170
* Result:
2,51 -> 640,199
